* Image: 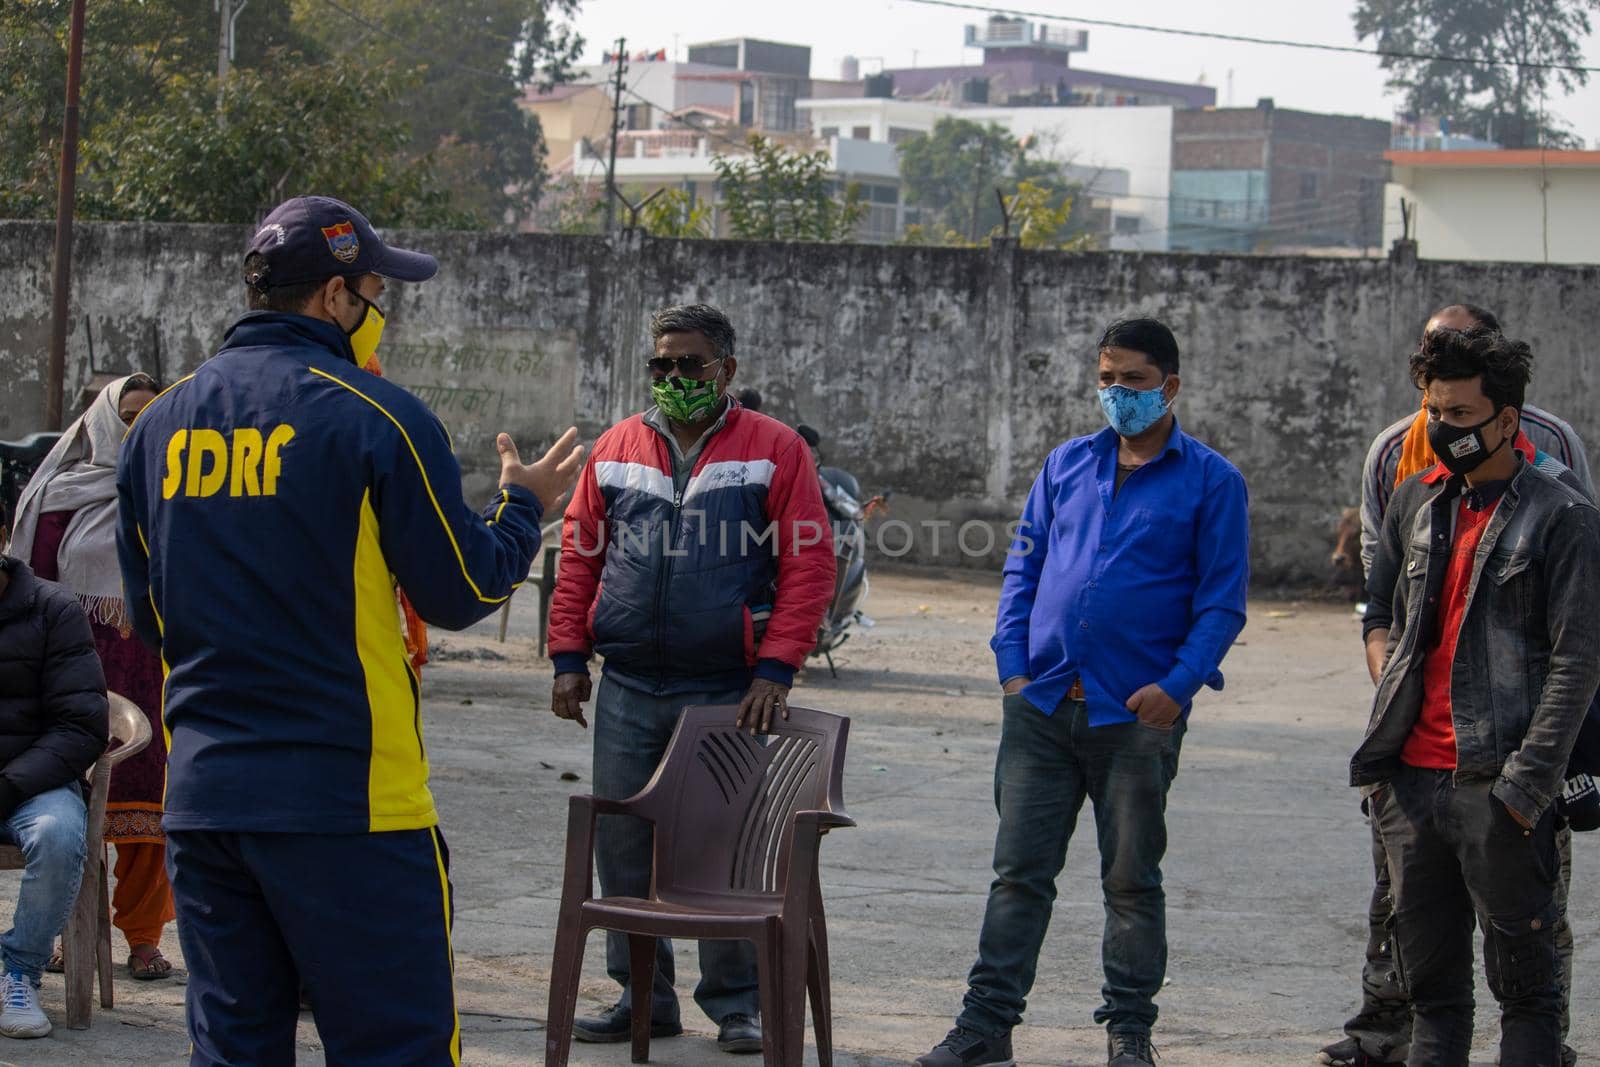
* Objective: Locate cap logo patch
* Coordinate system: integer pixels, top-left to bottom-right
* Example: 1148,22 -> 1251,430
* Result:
321,220 -> 360,264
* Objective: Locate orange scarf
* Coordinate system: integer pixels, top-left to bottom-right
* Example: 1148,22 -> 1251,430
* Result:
363,353 -> 430,670
1394,398 -> 1435,488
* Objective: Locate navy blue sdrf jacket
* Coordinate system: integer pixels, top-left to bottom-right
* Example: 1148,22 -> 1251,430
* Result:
116,312 -> 543,835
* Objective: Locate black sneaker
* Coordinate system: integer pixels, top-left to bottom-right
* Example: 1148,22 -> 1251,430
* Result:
913,1025 -> 1015,1067
1108,1030 -> 1157,1067
1562,1045 -> 1576,1067
717,1013 -> 763,1054
572,1002 -> 683,1044
1316,1036 -> 1404,1066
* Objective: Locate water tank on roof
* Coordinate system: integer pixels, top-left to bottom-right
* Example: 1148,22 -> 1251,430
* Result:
840,55 -> 860,82
961,78 -> 990,104
864,72 -> 894,98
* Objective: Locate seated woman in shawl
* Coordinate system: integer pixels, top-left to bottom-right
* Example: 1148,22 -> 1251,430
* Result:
9,374 -> 175,980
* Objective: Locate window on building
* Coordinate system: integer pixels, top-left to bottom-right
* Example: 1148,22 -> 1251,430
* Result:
888,127 -> 920,145
851,125 -> 872,141
1299,172 -> 1318,200
820,126 -> 840,140
625,104 -> 652,131
1114,216 -> 1141,234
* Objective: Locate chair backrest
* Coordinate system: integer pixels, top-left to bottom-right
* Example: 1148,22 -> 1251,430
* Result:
635,705 -> 848,901
106,692 -> 152,766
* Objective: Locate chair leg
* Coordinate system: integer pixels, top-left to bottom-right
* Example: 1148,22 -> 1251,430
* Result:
808,911 -> 833,1067
628,934 -> 655,1064
96,853 -> 113,1009
753,927 -> 783,1067
63,846 -> 101,1029
544,917 -> 589,1067
779,915 -> 809,1067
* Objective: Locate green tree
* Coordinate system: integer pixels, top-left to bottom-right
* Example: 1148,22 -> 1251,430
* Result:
294,0 -> 584,225
91,55 -> 471,226
1,0 -> 582,226
636,188 -> 712,239
898,118 -> 1016,242
1353,0 -> 1597,148
711,134 -> 865,242
898,118 -> 1092,245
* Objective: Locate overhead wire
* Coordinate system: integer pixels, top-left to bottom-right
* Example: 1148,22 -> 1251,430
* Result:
899,0 -> 1600,74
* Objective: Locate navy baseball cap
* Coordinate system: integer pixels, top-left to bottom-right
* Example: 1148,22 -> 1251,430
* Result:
243,195 -> 438,289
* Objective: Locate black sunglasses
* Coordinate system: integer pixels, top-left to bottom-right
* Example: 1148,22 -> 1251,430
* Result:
647,355 -> 724,377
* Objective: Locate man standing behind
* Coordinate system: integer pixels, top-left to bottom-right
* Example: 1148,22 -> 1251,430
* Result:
117,195 -> 583,1065
916,318 -> 1250,1067
1352,329 -> 1600,1067
547,303 -> 834,1053
1326,302 -> 1590,1067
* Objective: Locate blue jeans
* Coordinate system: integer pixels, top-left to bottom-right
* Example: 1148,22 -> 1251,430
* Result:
592,675 -> 760,1024
958,695 -> 1184,1037
0,784 -> 88,982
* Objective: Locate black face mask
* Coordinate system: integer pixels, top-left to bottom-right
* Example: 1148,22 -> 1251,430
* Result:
1427,409 -> 1508,476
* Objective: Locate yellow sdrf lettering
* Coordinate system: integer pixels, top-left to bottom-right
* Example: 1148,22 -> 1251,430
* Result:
159,425 -> 295,498
229,429 -> 264,496
263,425 -> 295,496
160,429 -> 188,499
184,430 -> 228,498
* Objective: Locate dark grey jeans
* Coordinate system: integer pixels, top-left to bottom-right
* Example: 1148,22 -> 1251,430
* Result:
591,674 -> 760,1025
1373,766 -> 1563,1067
957,694 -> 1185,1038
1343,817 -> 1575,1062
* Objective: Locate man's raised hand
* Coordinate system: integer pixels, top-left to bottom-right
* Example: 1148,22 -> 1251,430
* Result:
498,428 -> 584,513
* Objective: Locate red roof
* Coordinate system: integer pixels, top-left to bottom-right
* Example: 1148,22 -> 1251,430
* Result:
1386,149 -> 1600,168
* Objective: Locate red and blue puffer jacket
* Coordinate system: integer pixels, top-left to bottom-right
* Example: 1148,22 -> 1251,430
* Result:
548,403 -> 835,694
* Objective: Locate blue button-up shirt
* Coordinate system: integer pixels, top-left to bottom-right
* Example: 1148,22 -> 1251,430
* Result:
992,420 -> 1250,724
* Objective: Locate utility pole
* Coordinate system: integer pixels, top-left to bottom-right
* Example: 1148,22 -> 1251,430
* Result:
217,0 -> 232,82
44,0 -> 88,432
603,38 -> 628,235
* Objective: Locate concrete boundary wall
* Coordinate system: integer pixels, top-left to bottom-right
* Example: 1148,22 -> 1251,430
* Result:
3,221 -> 1597,583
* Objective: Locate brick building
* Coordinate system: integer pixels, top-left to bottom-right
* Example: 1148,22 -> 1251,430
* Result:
1170,101 -> 1390,253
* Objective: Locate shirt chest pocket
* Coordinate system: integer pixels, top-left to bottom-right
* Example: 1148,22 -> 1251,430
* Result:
1125,504 -> 1194,549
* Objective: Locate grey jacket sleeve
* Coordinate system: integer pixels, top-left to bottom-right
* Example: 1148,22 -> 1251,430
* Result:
1493,503 -> 1600,824
1359,429 -> 1391,579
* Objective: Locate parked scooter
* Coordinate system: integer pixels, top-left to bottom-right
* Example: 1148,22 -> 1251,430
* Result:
0,432 -> 62,547
799,425 -> 888,676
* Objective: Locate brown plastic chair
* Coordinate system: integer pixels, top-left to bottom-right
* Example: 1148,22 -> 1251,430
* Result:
544,703 -> 854,1067
0,692 -> 151,1029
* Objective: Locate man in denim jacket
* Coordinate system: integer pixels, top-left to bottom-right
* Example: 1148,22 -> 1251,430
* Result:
1352,328 -> 1600,1066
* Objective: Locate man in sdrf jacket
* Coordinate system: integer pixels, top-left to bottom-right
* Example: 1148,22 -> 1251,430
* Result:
0,555 -> 107,1039
1352,328 -> 1600,1067
117,195 -> 583,1065
547,303 -> 835,1053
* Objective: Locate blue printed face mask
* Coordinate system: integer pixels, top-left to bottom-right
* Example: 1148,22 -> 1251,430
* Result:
1098,379 -> 1171,437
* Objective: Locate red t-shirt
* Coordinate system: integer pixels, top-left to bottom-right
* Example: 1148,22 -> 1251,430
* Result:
1402,498 -> 1498,769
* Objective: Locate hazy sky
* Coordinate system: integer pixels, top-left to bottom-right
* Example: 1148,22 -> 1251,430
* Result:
570,0 -> 1600,144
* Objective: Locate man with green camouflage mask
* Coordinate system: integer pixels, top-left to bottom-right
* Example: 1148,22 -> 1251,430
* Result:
546,303 -> 836,1053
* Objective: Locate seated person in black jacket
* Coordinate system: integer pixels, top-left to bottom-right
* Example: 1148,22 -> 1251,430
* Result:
0,555 -> 108,1039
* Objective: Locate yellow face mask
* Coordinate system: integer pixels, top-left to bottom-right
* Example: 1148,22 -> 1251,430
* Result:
348,296 -> 386,371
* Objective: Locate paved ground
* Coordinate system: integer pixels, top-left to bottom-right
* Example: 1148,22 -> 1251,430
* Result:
3,567 -> 1595,1066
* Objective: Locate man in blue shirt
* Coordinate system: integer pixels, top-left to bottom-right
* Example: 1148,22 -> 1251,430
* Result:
916,318 -> 1250,1067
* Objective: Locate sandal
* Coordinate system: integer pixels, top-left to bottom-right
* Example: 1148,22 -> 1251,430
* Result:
45,944 -> 64,974
127,944 -> 173,981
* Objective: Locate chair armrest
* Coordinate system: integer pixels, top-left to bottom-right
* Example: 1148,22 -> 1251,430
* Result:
559,794 -> 655,911
779,811 -> 854,923
794,809 -> 856,832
